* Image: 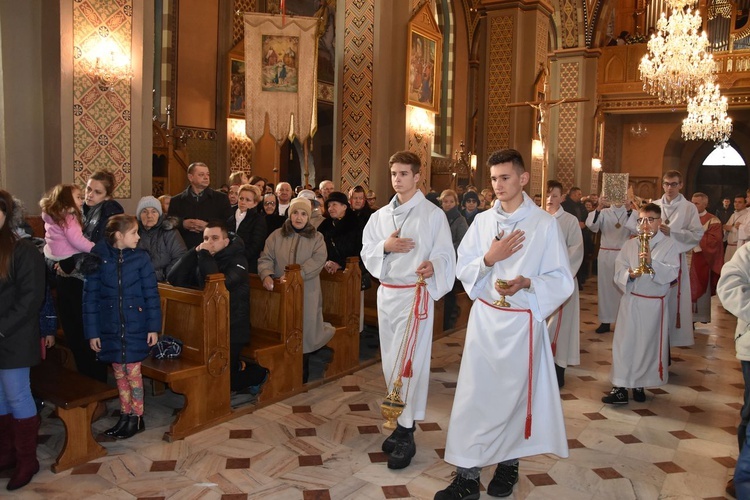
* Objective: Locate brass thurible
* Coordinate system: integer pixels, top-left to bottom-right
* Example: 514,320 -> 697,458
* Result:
493,278 -> 511,307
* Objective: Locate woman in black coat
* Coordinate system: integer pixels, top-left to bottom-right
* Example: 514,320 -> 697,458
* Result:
0,190 -> 46,491
317,191 -> 363,274
55,169 -> 123,386
228,185 -> 267,274
262,192 -> 286,237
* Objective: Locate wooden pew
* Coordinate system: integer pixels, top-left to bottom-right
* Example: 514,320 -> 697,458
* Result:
243,265 -> 304,402
31,358 -> 118,472
320,257 -> 361,377
141,274 -> 232,441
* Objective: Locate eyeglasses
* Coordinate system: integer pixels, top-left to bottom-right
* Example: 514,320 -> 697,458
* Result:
636,217 -> 659,224
263,201 -> 276,206
662,181 -> 680,188
366,197 -> 376,201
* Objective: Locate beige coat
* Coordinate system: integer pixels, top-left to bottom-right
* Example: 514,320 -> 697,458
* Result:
258,220 -> 332,353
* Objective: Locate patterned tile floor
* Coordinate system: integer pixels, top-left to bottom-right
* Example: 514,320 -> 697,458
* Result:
1,283 -> 742,499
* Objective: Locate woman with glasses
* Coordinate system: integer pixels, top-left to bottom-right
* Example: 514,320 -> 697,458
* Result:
262,193 -> 285,237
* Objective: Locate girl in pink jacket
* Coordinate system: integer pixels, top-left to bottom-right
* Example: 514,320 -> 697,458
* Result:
39,184 -> 94,273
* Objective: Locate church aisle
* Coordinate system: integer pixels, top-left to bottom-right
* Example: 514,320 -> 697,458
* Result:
2,284 -> 740,499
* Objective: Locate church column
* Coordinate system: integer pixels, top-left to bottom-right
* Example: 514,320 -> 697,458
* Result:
549,48 -> 599,194
479,0 -> 552,196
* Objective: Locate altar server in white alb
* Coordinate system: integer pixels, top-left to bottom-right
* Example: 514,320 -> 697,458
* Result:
360,151 -> 455,471
586,195 -> 636,334
544,180 -> 582,389
602,204 -> 680,405
627,170 -> 702,347
726,193 -> 749,262
434,149 -> 574,500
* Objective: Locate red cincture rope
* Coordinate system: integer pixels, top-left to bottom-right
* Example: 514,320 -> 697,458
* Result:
479,299 -> 534,439
380,281 -> 430,378
632,292 -> 666,381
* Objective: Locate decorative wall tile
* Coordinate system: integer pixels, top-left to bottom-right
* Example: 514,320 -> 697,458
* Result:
557,62 -> 579,190
73,0 -> 133,198
340,0 -> 374,192
486,16 -> 514,154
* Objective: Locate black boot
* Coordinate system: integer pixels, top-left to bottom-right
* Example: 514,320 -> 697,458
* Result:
303,353 -> 311,384
104,412 -> 130,437
112,414 -> 145,439
387,426 -> 416,469
555,364 -> 565,389
382,423 -> 415,453
595,323 -> 610,334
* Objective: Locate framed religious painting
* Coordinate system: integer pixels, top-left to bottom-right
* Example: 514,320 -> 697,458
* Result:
405,2 -> 443,113
228,56 -> 246,119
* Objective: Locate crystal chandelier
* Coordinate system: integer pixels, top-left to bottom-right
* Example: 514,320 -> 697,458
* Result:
639,1 -> 715,105
681,82 -> 732,143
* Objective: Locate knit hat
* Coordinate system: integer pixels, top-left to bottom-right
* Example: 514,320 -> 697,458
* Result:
462,191 -> 480,204
288,197 -> 312,217
137,196 -> 163,217
325,191 -> 349,209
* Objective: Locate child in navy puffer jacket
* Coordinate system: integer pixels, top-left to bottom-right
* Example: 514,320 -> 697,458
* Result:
83,215 -> 161,439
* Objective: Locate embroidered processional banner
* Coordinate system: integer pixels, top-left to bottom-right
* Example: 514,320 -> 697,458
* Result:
244,13 -> 318,144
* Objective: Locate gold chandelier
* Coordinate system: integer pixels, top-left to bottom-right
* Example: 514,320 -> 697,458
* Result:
639,1 -> 715,105
681,82 -> 732,143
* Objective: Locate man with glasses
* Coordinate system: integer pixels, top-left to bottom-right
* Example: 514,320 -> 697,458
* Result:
628,170 -> 702,348
365,189 -> 378,210
603,204 -> 680,405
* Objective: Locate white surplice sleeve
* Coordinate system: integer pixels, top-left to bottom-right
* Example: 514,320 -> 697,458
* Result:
524,219 -> 575,321
669,202 -> 704,253
424,208 -> 457,301
360,210 -> 388,280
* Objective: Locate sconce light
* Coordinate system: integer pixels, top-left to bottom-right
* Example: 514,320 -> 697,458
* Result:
591,157 -> 602,173
470,154 -> 477,171
229,118 -> 249,140
82,37 -> 132,90
531,139 -> 544,160
410,107 -> 435,142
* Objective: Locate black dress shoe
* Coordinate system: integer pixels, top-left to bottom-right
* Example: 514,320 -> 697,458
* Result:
113,414 -> 145,439
555,364 -> 565,389
595,323 -> 611,334
104,413 -> 130,436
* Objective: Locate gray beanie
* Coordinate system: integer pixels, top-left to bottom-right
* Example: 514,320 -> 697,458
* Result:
136,196 -> 163,217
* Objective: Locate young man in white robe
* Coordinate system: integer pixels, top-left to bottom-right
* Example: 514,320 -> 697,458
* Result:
545,180 -> 583,389
626,170 -> 702,347
586,196 -> 636,333
717,243 -> 750,499
360,151 -> 455,470
603,204 -> 680,404
434,149 -> 574,500
724,194 -> 748,262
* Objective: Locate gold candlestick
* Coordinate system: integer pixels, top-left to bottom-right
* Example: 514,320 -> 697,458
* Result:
494,279 -> 511,307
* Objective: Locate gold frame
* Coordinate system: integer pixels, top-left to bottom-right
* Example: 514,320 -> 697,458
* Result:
405,3 -> 443,113
228,56 -> 246,119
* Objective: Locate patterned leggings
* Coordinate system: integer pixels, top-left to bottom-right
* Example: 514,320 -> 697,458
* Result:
112,362 -> 144,417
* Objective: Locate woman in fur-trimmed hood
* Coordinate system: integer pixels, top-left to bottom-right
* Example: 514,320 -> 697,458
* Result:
257,197 -> 333,381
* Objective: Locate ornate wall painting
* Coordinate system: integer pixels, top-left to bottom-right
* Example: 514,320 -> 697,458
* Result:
405,2 -> 443,113
229,57 -> 246,118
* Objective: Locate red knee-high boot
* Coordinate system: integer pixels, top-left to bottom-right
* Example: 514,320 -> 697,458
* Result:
7,415 -> 40,491
0,414 -> 14,471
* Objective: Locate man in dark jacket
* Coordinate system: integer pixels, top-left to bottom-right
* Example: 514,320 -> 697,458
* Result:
168,162 -> 233,248
167,221 -> 266,393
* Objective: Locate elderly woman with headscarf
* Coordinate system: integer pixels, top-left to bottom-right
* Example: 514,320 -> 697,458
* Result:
136,196 -> 187,282
257,197 -> 333,382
